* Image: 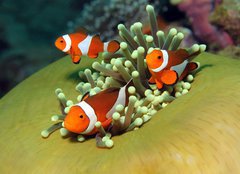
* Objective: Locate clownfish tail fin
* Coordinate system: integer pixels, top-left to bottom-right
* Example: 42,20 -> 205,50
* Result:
104,40 -> 120,53
187,62 -> 199,72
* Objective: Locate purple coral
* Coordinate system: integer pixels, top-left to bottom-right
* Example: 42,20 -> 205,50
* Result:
173,0 -> 233,49
210,0 -> 240,45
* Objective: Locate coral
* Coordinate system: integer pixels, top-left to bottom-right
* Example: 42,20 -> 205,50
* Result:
155,0 -> 186,22
210,0 -> 240,45
67,0 -> 159,41
218,46 -> 240,60
42,5 -> 205,148
171,0 -> 234,49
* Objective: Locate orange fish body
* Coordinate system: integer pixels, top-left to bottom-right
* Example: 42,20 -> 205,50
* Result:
146,49 -> 198,89
55,31 -> 120,64
64,83 -> 130,135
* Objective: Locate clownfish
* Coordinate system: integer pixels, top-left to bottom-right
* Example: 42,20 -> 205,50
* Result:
146,49 -> 199,89
63,81 -> 131,135
55,29 -> 120,64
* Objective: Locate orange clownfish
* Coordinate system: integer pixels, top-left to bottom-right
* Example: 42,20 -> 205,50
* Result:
146,49 -> 199,89
55,30 -> 120,64
63,82 -> 131,135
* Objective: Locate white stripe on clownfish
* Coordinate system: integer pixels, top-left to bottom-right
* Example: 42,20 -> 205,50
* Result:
78,35 -> 93,55
106,83 -> 127,118
76,101 -> 97,134
103,42 -> 109,52
171,60 -> 188,77
151,50 -> 169,73
62,34 -> 72,52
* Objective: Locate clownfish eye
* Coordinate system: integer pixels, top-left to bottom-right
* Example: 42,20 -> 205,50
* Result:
157,56 -> 162,59
60,40 -> 64,43
79,115 -> 84,119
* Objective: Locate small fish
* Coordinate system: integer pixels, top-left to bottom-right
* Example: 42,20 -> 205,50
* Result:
55,29 -> 120,64
146,49 -> 199,89
63,81 -> 131,135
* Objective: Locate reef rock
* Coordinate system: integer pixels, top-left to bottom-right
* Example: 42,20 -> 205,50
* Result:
210,0 -> 240,45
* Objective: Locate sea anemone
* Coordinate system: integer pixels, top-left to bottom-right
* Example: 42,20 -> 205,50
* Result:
41,5 -> 206,148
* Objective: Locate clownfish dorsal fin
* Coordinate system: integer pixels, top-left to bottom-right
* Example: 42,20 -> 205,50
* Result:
75,27 -> 90,36
174,49 -> 190,60
92,34 -> 101,41
167,49 -> 189,66
81,92 -> 90,101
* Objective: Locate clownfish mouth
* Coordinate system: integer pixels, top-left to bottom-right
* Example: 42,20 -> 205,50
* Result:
64,121 -> 80,134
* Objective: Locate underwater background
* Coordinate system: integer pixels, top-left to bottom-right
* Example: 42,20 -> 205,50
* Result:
1,1 -> 240,173
0,0 -> 239,98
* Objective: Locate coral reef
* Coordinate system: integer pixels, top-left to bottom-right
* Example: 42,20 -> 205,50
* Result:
218,46 -> 240,60
42,5 -> 205,148
155,0 -> 185,22
210,0 -> 240,45
170,0 -> 234,49
67,0 -> 159,41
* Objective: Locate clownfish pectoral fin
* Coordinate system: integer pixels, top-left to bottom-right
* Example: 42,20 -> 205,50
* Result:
81,92 -> 90,101
75,27 -> 90,35
156,80 -> 163,89
88,53 -> 99,59
71,54 -> 81,64
148,76 -> 156,84
69,48 -> 82,64
161,70 -> 178,85
93,34 -> 101,41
